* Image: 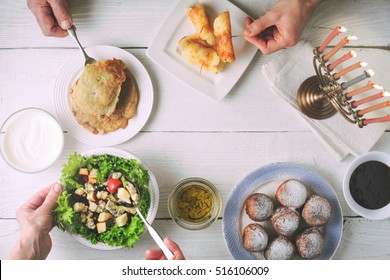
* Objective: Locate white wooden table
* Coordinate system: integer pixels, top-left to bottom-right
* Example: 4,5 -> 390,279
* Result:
1,0 -> 390,260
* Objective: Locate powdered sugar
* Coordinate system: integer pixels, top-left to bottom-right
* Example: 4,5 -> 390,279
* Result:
243,224 -> 268,251
242,181 -> 331,260
303,195 -> 332,226
276,180 -> 307,209
245,193 -> 274,222
271,207 -> 300,236
296,228 -> 324,259
264,236 -> 295,260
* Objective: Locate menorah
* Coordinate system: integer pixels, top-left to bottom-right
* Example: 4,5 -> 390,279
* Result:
297,26 -> 390,128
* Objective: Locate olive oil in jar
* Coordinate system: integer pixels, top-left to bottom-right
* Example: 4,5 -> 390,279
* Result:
175,185 -> 214,222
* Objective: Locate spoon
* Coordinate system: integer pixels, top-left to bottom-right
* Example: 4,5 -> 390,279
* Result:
67,26 -> 97,66
110,174 -> 174,260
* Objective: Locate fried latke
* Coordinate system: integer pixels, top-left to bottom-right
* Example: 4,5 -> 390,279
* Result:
73,59 -> 127,117
70,97 -> 129,135
70,59 -> 139,135
109,69 -> 139,120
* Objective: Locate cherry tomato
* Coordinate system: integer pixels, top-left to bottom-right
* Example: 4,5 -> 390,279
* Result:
107,178 -> 122,193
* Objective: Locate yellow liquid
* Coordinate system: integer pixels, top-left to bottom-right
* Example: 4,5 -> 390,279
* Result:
176,185 -> 214,222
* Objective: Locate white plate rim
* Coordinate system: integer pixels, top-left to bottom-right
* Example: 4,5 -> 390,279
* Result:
53,45 -> 154,146
222,162 -> 343,260
146,0 -> 258,101
68,147 -> 159,250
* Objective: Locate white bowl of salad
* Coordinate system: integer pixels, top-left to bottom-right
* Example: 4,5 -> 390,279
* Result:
53,147 -> 159,249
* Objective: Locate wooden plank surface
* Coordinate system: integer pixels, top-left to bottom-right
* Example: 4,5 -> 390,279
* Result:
1,217 -> 389,260
1,131 -> 390,259
1,48 -> 389,132
1,0 -> 390,260
2,0 -> 390,48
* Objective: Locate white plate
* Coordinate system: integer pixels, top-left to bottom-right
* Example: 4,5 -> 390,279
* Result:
53,45 -> 153,146
223,162 -> 343,260
69,147 -> 159,250
146,0 -> 258,101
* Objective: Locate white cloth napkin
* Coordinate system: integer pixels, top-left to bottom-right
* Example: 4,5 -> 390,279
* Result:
262,40 -> 386,161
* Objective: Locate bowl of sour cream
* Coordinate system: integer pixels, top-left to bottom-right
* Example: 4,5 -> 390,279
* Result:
0,108 -> 64,173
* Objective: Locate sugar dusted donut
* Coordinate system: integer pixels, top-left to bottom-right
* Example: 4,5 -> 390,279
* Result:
245,193 -> 274,222
264,236 -> 295,260
302,195 -> 332,227
276,179 -> 307,209
270,207 -> 300,236
242,223 -> 268,252
296,228 -> 324,259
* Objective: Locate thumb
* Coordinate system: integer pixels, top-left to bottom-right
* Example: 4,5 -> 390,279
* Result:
41,183 -> 63,212
49,0 -> 73,29
244,15 -> 271,37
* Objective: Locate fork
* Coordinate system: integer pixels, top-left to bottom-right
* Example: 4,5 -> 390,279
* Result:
67,26 -> 97,66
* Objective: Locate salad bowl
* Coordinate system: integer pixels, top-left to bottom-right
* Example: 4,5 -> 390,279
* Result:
54,147 -> 159,250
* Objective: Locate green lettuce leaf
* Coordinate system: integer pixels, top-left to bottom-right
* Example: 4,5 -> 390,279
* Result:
60,153 -> 88,190
52,191 -> 75,232
54,152 -> 151,248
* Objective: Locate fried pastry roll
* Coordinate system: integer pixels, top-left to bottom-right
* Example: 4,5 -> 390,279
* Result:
187,2 -> 216,46
214,11 -> 235,63
177,34 -> 221,73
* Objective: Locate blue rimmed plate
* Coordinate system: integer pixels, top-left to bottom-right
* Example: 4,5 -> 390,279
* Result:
223,162 -> 343,260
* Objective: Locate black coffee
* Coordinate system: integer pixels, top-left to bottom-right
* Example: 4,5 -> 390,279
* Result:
349,160 -> 390,210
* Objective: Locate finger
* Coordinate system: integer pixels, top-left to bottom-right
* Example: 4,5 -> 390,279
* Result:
244,35 -> 267,53
242,17 -> 253,36
164,237 -> 185,260
40,183 -> 63,212
144,249 -> 165,260
260,33 -> 286,54
244,29 -> 285,55
48,0 -> 73,29
33,6 -> 68,37
244,16 -> 253,27
243,15 -> 273,37
19,185 -> 52,212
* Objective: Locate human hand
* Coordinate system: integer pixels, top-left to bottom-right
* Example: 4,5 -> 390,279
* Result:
243,0 -> 323,54
7,183 -> 63,260
27,0 -> 72,37
144,237 -> 186,260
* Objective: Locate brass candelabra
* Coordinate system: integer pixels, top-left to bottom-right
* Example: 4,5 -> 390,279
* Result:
297,31 -> 390,128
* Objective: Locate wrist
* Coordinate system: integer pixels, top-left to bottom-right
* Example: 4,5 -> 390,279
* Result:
7,237 -> 37,260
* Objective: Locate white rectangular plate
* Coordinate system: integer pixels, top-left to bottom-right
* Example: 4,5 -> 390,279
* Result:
146,0 -> 258,101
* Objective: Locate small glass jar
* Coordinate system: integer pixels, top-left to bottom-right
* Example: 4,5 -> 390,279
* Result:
168,177 -> 222,230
